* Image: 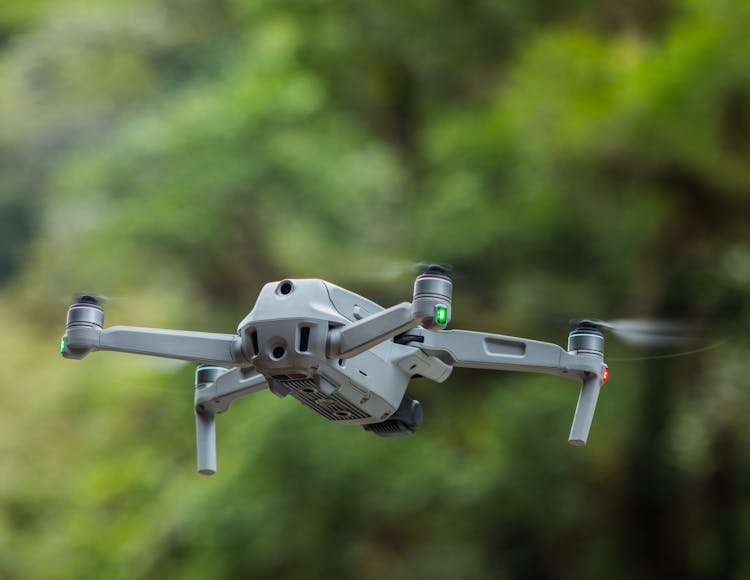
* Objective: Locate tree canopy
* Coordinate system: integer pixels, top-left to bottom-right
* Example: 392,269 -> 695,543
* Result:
0,0 -> 749,578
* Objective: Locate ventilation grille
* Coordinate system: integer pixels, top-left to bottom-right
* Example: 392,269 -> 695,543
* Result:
278,378 -> 370,421
364,421 -> 409,436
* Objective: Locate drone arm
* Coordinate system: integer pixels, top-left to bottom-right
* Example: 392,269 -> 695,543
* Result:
100,327 -> 244,364
328,302 -> 421,359
65,325 -> 244,365
413,328 -> 606,445
413,329 -> 601,378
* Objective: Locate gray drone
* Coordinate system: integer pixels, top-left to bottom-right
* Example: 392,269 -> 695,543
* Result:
62,265 -> 663,476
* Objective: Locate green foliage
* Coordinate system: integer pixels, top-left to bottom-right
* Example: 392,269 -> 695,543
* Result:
1,0 -> 749,578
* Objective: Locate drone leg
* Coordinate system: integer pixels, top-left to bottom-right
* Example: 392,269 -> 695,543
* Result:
195,410 -> 217,475
194,365 -> 229,476
568,372 -> 602,446
191,366 -> 268,475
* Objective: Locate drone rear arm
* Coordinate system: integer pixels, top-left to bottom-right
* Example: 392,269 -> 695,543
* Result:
412,328 -> 601,378
410,328 -> 606,445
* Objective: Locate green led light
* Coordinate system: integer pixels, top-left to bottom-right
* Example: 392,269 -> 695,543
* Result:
434,305 -> 448,325
60,336 -> 66,354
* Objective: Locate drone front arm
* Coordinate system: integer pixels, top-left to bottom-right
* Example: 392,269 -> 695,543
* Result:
100,327 -> 244,364
64,325 -> 244,365
328,302 -> 420,359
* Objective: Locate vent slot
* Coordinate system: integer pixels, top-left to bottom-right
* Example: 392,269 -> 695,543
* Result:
299,326 -> 310,352
250,330 -> 259,356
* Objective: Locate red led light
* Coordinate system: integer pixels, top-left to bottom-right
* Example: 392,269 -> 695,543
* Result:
601,366 -> 609,385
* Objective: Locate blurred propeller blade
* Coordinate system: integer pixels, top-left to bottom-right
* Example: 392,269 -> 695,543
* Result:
569,317 -> 721,359
65,292 -> 125,305
597,318 -> 699,347
415,262 -> 454,276
607,340 -> 726,361
350,260 -> 456,282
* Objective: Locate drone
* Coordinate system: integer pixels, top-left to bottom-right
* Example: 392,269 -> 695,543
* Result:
63,265 -> 650,475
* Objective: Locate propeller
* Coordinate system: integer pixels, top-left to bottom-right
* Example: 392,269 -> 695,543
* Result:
349,260 -> 459,282
569,318 -> 722,360
571,318 -> 699,346
68,293 -> 126,306
567,316 -> 715,445
74,294 -> 102,306
416,262 -> 454,276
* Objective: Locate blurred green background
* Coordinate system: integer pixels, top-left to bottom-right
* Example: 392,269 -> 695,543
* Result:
1,0 -> 749,578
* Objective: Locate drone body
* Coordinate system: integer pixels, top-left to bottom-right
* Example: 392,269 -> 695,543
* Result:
235,278 -> 451,426
62,266 -> 608,475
